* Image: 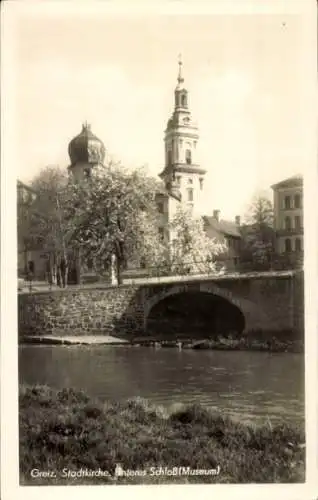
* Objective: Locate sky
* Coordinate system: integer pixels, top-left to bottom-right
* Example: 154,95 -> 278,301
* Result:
12,6 -> 310,220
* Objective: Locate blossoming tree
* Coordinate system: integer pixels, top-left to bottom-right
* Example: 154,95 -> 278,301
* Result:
67,163 -> 166,284
167,206 -> 227,275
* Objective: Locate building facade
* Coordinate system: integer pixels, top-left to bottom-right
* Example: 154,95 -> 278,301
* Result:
271,175 -> 303,258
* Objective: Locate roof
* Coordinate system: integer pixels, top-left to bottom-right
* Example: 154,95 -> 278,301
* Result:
271,174 -> 303,190
68,123 -> 106,166
203,216 -> 241,238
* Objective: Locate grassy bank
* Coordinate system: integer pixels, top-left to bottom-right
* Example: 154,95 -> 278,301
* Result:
19,385 -> 305,485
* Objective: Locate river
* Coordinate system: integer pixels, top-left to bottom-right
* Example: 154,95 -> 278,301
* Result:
19,345 -> 304,426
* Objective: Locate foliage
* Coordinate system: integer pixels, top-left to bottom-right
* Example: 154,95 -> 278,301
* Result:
30,165 -> 68,193
19,166 -> 73,286
241,193 -> 276,269
19,164 -> 168,285
29,167 -> 69,253
19,385 -> 305,485
67,163 -> 166,283
244,193 -> 274,228
166,206 -> 226,275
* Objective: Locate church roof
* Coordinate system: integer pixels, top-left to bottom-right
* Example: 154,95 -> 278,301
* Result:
203,216 -> 242,238
68,123 -> 106,166
271,174 -> 303,190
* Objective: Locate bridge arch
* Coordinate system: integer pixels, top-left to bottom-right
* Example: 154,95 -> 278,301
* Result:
143,282 -> 247,335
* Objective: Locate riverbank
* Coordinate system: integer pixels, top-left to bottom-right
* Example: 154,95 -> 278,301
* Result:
19,385 -> 305,485
19,334 -> 304,353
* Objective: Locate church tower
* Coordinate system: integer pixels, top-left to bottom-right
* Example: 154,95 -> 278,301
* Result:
159,57 -> 206,214
68,123 -> 106,181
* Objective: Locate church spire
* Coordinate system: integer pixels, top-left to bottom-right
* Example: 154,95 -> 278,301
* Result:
177,53 -> 184,87
174,55 -> 188,109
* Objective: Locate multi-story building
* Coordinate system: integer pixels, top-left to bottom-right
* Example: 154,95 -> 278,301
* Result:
271,175 -> 303,259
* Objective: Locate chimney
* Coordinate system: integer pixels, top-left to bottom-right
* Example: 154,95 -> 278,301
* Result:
213,209 -> 220,222
235,215 -> 241,226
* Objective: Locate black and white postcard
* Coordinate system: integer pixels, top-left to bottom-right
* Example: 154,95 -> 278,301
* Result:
1,1 -> 317,499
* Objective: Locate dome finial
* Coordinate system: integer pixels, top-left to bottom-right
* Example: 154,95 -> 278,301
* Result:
82,121 -> 91,131
177,54 -> 184,85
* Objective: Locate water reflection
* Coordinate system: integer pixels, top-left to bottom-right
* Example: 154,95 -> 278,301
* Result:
19,346 -> 304,426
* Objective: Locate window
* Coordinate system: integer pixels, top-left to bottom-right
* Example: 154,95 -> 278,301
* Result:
140,257 -> 147,269
284,195 -> 291,209
285,216 -> 291,230
188,178 -> 193,184
295,238 -> 302,252
181,94 -> 187,107
87,258 -> 93,270
157,202 -> 164,214
187,188 -> 193,202
199,178 -> 204,190
294,194 -> 301,209
175,176 -> 181,186
285,238 -> 292,253
295,215 -> 301,230
185,149 -> 192,164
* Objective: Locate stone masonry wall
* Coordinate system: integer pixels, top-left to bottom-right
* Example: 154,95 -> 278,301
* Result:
18,286 -> 144,337
18,272 -> 304,338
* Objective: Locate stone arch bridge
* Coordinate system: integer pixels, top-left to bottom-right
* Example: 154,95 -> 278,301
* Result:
19,270 -> 304,339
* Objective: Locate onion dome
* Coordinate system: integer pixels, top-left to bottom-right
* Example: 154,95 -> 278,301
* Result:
68,122 -> 106,166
